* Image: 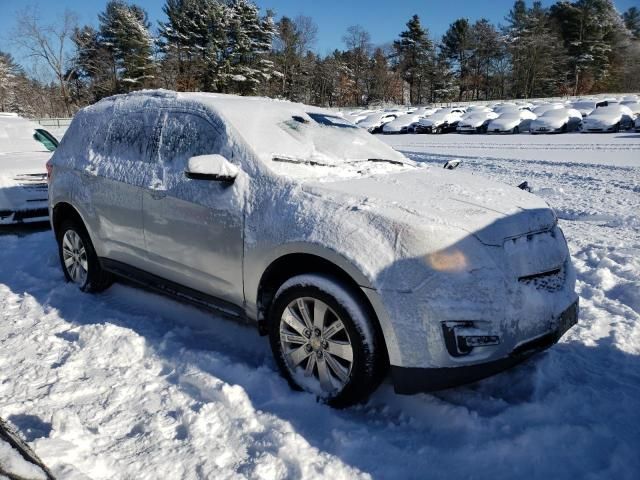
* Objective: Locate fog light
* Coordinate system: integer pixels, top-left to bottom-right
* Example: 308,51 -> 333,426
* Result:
442,322 -> 500,357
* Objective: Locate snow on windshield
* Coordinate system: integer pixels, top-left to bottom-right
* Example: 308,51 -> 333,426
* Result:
0,116 -> 50,154
193,94 -> 407,170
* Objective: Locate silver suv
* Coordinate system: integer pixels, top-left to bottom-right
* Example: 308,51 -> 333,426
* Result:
48,90 -> 579,407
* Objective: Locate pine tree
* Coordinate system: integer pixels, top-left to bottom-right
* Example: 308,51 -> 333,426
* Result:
72,25 -> 118,100
99,0 -> 155,92
551,0 -> 630,94
441,18 -> 472,101
225,0 -> 276,95
0,52 -> 21,112
158,0 -> 227,91
393,15 -> 434,104
623,7 -> 640,39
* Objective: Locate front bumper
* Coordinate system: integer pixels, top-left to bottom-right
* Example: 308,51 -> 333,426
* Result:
391,300 -> 578,394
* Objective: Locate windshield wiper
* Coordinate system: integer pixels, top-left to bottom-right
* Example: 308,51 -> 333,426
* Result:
272,156 -> 335,167
366,158 -> 407,166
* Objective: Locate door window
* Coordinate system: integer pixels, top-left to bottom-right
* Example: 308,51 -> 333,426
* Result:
158,112 -> 224,169
90,111 -> 160,185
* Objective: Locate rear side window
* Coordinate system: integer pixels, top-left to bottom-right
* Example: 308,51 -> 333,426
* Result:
87,110 -> 160,185
101,112 -> 159,163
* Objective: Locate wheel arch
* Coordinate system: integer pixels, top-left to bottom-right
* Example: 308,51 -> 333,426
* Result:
254,250 -> 390,368
52,202 -> 86,238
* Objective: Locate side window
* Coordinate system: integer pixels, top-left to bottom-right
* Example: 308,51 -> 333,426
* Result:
158,112 -> 224,171
105,111 -> 158,164
89,110 -> 159,185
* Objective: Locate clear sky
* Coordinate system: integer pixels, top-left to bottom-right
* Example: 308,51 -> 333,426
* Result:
0,0 -> 638,60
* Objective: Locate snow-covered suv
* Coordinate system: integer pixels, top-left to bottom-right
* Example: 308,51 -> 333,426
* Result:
48,90 -> 579,407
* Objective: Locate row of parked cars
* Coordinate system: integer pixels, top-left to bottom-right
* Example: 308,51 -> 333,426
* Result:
343,95 -> 640,135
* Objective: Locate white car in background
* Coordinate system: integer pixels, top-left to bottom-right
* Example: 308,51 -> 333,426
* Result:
357,111 -> 400,133
0,113 -> 58,224
619,101 -> 640,117
582,105 -> 635,132
532,103 -> 565,117
383,113 -> 424,134
570,99 -> 607,117
487,109 -> 537,134
343,110 -> 376,124
456,110 -> 499,133
530,108 -> 582,134
415,108 -> 465,134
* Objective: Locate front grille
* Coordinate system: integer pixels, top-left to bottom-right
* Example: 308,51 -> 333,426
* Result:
13,208 -> 49,221
518,266 -> 566,292
13,173 -> 48,191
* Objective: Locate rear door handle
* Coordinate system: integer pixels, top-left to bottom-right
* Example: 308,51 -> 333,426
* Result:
81,171 -> 98,182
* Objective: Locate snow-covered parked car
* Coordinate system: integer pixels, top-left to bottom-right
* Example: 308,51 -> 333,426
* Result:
357,111 -> 399,133
530,108 -> 582,134
415,108 -> 465,134
570,99 -> 608,117
486,109 -> 537,134
582,105 -> 635,132
456,110 -> 499,133
0,113 -> 58,224
48,90 -> 579,407
382,113 -> 424,134
619,101 -> 640,117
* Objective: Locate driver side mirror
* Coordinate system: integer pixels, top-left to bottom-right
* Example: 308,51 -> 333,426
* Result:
185,154 -> 238,183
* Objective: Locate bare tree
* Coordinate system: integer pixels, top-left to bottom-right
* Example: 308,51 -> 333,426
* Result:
13,7 -> 78,116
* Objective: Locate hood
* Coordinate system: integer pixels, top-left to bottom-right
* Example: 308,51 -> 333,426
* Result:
303,167 -> 556,246
531,116 -> 566,129
488,117 -> 519,130
0,151 -> 50,187
585,111 -> 621,124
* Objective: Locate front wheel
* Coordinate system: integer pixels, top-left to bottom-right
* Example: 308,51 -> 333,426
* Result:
57,219 -> 113,292
268,274 -> 383,407
513,126 -> 520,134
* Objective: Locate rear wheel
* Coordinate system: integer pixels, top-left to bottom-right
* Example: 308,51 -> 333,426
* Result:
513,126 -> 520,134
57,219 -> 113,292
268,274 -> 383,407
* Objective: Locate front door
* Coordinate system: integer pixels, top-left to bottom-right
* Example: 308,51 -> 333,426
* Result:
142,110 -> 244,307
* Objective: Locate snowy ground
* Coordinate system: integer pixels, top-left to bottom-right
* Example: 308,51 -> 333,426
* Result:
1,132 -> 639,479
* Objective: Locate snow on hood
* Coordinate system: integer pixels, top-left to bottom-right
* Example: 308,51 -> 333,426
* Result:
488,115 -> 520,130
302,167 -> 556,246
585,105 -> 631,124
0,151 -> 50,187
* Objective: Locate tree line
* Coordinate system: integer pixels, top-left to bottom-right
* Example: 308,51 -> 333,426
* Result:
1,0 -> 639,118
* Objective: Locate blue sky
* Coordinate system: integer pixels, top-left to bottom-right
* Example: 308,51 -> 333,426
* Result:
0,0 -> 637,61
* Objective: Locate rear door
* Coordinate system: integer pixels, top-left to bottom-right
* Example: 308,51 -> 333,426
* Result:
83,105 -> 161,267
141,110 -> 244,307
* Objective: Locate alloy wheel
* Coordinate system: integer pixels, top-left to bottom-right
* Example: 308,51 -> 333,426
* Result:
62,230 -> 88,286
279,297 -> 354,395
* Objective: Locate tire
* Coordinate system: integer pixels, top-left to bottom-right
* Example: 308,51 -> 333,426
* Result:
57,218 -> 113,293
561,124 -> 568,133
268,274 -> 383,408
513,126 -> 520,134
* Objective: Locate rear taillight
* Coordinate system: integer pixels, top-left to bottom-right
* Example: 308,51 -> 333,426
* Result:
46,160 -> 53,182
